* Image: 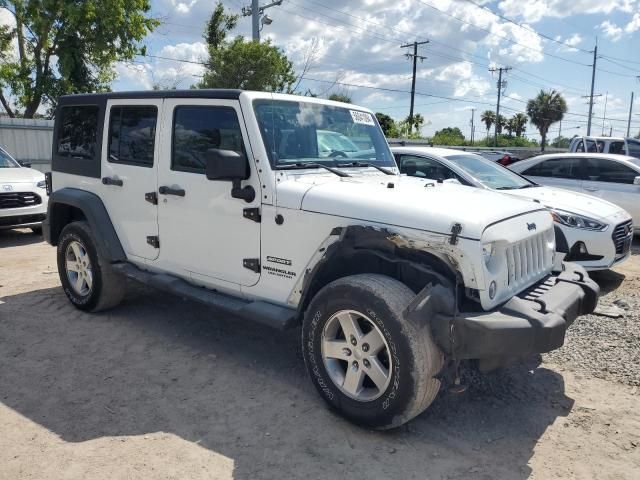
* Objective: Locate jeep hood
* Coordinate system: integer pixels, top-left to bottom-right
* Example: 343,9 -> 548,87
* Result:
276,173 -> 545,240
505,186 -> 626,221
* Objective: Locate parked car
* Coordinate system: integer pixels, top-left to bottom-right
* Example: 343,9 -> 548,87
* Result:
44,90 -> 598,430
474,149 -> 522,166
569,136 -> 640,159
510,153 -> 640,234
0,146 -> 48,233
393,147 -> 633,271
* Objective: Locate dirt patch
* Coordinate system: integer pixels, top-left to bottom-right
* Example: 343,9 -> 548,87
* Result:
1,229 -> 639,479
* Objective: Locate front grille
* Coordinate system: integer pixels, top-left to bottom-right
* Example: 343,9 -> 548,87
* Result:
0,191 -> 42,209
612,220 -> 633,255
506,229 -> 554,289
0,213 -> 46,227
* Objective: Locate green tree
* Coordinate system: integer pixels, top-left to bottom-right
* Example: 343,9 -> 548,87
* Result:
199,38 -> 295,91
551,136 -> 570,148
198,3 -> 295,92
375,112 -> 399,137
401,113 -> 424,136
526,89 -> 567,151
432,127 -> 465,146
511,113 -> 528,137
495,114 -> 507,135
328,93 -> 352,103
0,0 -> 158,118
480,110 -> 495,140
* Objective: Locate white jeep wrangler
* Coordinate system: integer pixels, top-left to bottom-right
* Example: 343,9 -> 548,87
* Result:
44,90 -> 599,429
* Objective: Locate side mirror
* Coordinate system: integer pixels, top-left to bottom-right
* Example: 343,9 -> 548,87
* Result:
19,161 -> 32,168
634,176 -> 640,186
205,148 -> 249,181
205,149 -> 255,203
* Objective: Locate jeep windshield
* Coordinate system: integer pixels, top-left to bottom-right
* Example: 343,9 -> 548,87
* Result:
253,99 -> 395,169
0,148 -> 19,168
444,154 -> 535,190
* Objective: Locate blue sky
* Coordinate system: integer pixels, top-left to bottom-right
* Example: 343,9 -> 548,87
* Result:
5,1 -> 640,139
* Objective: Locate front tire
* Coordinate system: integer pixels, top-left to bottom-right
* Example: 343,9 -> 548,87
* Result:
302,274 -> 444,430
57,221 -> 125,312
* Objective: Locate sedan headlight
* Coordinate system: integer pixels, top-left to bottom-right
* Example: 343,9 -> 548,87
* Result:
550,210 -> 607,231
36,180 -> 46,189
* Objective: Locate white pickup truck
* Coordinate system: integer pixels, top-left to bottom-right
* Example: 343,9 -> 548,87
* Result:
43,90 -> 599,429
569,136 -> 640,159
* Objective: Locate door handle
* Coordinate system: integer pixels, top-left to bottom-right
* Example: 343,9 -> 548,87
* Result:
159,186 -> 186,197
102,176 -> 123,187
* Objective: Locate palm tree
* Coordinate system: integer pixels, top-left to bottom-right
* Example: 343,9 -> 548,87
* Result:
480,110 -> 495,140
526,90 -> 567,151
505,117 -> 516,136
496,114 -> 507,135
511,113 -> 528,137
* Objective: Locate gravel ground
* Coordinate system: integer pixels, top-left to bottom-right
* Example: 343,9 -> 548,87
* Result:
544,238 -> 640,387
1,230 -> 639,479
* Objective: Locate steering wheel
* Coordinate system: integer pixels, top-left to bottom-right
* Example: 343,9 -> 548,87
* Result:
329,150 -> 348,158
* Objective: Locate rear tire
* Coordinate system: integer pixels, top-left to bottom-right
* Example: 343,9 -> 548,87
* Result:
302,274 -> 444,430
57,221 -> 125,312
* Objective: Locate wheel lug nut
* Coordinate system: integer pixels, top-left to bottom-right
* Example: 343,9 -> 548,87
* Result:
362,343 -> 369,352
342,348 -> 352,357
350,335 -> 357,346
363,359 -> 370,368
352,361 -> 359,371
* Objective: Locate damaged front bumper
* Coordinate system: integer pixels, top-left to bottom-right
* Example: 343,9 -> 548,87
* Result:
408,262 -> 599,360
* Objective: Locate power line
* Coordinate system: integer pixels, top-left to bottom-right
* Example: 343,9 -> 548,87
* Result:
415,0 -> 591,67
463,0 -> 593,54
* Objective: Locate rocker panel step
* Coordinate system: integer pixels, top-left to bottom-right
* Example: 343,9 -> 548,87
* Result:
113,263 -> 296,330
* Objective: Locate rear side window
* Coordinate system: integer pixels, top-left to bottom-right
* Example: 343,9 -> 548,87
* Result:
108,106 -> 158,167
585,158 -> 638,184
609,141 -> 625,155
523,157 -> 581,179
56,106 -> 100,159
399,155 -> 458,181
172,106 -> 244,174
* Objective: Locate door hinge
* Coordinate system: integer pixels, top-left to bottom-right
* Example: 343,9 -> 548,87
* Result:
449,223 -> 462,245
145,191 -> 158,205
147,236 -> 160,248
243,207 -> 261,223
243,258 -> 260,273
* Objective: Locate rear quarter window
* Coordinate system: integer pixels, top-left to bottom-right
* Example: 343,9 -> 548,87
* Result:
523,157 -> 581,179
53,104 -> 103,178
57,106 -> 100,159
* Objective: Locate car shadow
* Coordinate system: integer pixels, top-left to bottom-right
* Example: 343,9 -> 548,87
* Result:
0,228 -> 43,248
0,284 -> 573,479
589,268 -> 626,295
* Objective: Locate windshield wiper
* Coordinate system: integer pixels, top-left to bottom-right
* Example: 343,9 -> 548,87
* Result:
336,161 -> 395,175
517,184 -> 539,189
275,162 -> 351,177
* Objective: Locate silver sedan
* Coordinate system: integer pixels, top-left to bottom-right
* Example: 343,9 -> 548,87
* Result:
510,153 -> 640,233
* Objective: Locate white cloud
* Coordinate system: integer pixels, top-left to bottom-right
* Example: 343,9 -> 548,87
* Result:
498,0 -> 637,23
625,12 -> 640,33
600,20 -> 624,41
170,0 -> 199,14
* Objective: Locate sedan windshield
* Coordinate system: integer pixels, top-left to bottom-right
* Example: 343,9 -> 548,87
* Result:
253,100 -> 395,168
0,148 -> 19,168
444,154 -> 535,190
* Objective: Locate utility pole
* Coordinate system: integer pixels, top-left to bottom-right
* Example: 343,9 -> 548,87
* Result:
627,92 -> 634,137
587,42 -> 598,136
489,66 -> 511,147
601,91 -> 608,136
242,0 -> 282,41
401,40 -> 429,134
470,108 -> 476,144
558,120 -> 562,139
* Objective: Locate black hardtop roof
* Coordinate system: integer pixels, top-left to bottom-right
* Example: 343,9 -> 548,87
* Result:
58,89 -> 244,104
